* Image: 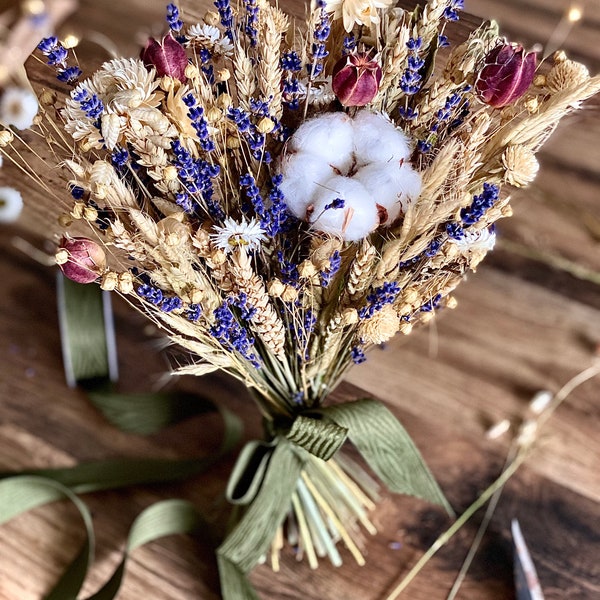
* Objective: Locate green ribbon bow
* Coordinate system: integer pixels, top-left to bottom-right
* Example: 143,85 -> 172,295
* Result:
218,401 -> 453,600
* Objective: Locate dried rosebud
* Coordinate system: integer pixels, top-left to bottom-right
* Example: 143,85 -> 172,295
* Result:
56,237 -> 106,284
332,53 -> 382,107
140,34 -> 188,82
476,43 -> 537,108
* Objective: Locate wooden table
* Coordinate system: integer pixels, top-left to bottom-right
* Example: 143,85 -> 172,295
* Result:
1,1 -> 599,599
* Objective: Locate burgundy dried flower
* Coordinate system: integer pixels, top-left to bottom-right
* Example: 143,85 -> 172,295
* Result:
332,53 -> 382,107
476,43 -> 537,108
56,237 -> 106,284
140,34 -> 188,82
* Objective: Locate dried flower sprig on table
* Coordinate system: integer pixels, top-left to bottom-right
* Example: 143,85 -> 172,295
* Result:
2,0 -> 599,598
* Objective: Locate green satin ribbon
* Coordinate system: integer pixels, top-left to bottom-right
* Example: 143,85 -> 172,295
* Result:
0,475 -> 204,600
218,399 -> 452,600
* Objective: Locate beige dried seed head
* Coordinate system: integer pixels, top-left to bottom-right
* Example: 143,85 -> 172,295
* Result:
206,107 -> 222,123
204,10 -> 219,25
281,285 -> 298,303
216,68 -> 231,82
71,202 -> 85,219
58,214 -> 73,227
217,93 -> 232,109
267,278 -> 285,297
502,145 -> 539,187
185,63 -> 201,80
0,129 -> 15,145
399,321 -> 413,335
39,89 -> 57,105
358,304 -> 400,345
523,95 -> 539,114
160,76 -> 176,92
341,307 -> 358,326
55,248 -> 68,265
446,296 -> 458,309
163,165 -> 179,181
298,260 -> 318,279
83,206 -> 98,221
257,117 -> 275,134
546,59 -> 590,93
101,271 -> 119,291
118,272 -> 134,294
533,74 -> 546,87
553,50 -> 567,63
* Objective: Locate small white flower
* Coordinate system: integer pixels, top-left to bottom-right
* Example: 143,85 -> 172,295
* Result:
211,217 -> 267,254
451,227 -> 497,254
325,0 -> 395,32
0,87 -> 38,130
187,23 -> 234,57
0,186 -> 24,223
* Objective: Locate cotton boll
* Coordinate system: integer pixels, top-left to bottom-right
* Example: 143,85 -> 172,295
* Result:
0,87 -> 39,130
352,110 -> 412,167
288,113 -> 354,173
354,162 -> 403,225
310,175 -> 378,242
278,151 -> 336,218
395,163 -> 422,212
0,187 -> 24,223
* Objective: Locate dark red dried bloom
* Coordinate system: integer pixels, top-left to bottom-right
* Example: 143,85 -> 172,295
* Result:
140,34 -> 188,82
57,237 -> 106,284
476,43 -> 537,108
332,53 -> 382,107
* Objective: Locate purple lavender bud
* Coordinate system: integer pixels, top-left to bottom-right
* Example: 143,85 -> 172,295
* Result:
140,34 -> 188,82
476,43 -> 537,108
332,53 -> 382,107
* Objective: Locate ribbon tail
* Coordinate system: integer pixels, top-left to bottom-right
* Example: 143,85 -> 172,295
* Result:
217,439 -> 306,600
320,399 -> 453,516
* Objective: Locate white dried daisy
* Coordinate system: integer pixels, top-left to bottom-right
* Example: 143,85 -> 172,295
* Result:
325,0 -> 395,32
211,217 -> 267,254
187,23 -> 234,57
0,186 -> 24,223
450,227 -> 496,269
0,87 -> 38,130
296,78 -> 336,107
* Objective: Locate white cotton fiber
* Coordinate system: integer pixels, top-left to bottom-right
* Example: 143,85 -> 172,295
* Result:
394,163 -> 422,211
278,151 -> 336,218
288,112 -> 355,173
310,175 -> 379,242
354,162 -> 403,225
352,111 -> 412,167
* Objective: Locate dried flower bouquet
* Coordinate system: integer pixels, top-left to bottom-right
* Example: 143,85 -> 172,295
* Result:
2,0 -> 599,597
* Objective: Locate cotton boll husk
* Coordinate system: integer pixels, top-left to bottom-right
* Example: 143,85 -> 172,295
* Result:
288,113 -> 354,173
352,110 -> 412,167
310,175 -> 378,242
278,151 -> 336,219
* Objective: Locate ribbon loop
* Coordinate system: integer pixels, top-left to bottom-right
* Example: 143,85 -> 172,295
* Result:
226,440 -> 277,505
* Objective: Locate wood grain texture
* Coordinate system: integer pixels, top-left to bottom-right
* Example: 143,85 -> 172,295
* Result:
1,1 -> 599,599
